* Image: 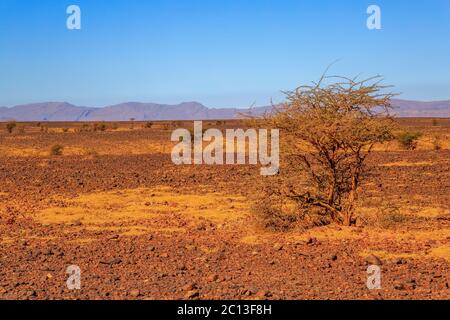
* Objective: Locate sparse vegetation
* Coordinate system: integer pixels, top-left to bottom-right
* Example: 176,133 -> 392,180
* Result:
0,117 -> 448,300
93,123 -> 107,132
6,122 -> 16,133
358,204 -> 406,228
397,131 -> 422,150
256,75 -> 396,226
145,121 -> 153,128
432,134 -> 442,151
50,144 -> 64,156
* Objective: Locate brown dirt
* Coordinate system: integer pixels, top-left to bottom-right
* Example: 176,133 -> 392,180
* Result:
0,119 -> 449,300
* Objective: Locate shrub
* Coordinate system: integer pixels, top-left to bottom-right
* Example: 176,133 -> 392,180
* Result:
92,123 -> 107,132
256,74 -> 396,226
50,144 -> 64,156
6,122 -> 16,133
357,204 -> 418,229
432,135 -> 442,151
145,121 -> 153,128
397,132 -> 422,150
62,127 -> 69,133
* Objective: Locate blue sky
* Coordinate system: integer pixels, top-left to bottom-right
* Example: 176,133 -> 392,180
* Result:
1,0 -> 449,107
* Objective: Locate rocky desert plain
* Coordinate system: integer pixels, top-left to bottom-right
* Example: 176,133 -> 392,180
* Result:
0,118 -> 449,300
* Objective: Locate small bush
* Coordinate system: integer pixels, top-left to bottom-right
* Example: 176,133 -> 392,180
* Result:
145,121 -> 153,128
50,144 -> 64,156
110,123 -> 119,130
432,119 -> 438,126
397,131 -> 422,150
357,204 -> 411,228
6,122 -> 16,133
92,123 -> 107,132
62,127 -> 69,133
432,135 -> 442,151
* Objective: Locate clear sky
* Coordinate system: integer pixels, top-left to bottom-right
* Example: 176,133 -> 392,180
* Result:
1,0 -> 449,108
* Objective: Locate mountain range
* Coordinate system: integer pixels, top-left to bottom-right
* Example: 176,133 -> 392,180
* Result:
0,99 -> 449,121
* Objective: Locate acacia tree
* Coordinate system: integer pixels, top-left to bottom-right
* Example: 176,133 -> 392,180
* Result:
263,75 -> 395,226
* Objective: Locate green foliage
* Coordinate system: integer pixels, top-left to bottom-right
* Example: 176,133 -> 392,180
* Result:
50,144 -> 64,156
397,132 -> 422,150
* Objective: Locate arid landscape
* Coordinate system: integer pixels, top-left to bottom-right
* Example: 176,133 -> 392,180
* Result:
0,118 -> 449,300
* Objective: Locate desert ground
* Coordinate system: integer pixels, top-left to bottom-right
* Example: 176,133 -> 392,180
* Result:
0,118 -> 449,300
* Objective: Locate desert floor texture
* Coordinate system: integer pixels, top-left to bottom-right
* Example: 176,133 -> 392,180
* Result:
0,119 -> 449,300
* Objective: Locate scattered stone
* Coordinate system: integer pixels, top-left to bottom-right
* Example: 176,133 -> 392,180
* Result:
255,290 -> 270,298
239,289 -> 250,296
0,286 -> 7,294
182,283 -> 197,291
130,289 -> 141,297
108,234 -> 120,240
330,254 -> 338,261
306,237 -> 318,245
207,274 -> 219,282
394,283 -> 406,290
407,279 -> 417,290
273,243 -> 283,251
43,248 -> 54,256
365,254 -> 382,266
27,290 -> 37,297
19,239 -> 28,247
40,265 -> 54,272
196,223 -> 207,231
185,290 -> 199,299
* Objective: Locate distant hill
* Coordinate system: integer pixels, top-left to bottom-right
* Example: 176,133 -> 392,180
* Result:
390,99 -> 450,118
0,99 -> 449,121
